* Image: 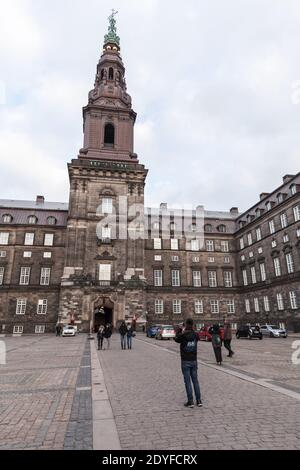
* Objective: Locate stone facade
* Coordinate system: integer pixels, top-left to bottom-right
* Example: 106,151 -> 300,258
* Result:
0,21 -> 300,333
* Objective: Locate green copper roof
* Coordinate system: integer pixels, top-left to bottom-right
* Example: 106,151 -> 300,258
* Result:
104,9 -> 120,47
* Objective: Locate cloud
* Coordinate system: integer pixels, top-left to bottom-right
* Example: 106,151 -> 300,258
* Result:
0,0 -> 300,213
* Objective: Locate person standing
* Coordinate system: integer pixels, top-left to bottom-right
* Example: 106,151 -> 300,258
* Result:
126,323 -> 134,350
104,324 -> 112,350
119,321 -> 127,350
174,318 -> 202,408
97,325 -> 105,351
224,323 -> 234,357
211,324 -> 223,365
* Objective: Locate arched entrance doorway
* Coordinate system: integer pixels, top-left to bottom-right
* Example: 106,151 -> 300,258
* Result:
93,296 -> 114,332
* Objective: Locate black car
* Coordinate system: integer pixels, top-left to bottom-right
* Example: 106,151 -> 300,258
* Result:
236,325 -> 263,340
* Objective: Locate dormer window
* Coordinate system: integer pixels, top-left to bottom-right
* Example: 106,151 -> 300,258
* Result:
47,216 -> 57,226
204,224 -> 212,232
291,184 -> 297,196
28,215 -> 38,225
2,214 -> 12,224
266,202 -> 271,211
218,224 -> 226,233
104,123 -> 115,146
108,67 -> 114,80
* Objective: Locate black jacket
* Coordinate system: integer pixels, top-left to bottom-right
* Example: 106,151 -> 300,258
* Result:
104,327 -> 112,338
119,324 -> 127,336
174,329 -> 199,361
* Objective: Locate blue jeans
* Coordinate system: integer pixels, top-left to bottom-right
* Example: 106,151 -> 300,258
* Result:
120,335 -> 126,349
127,336 -> 132,349
181,360 -> 201,402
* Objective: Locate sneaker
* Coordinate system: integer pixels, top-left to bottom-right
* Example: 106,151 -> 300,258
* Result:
196,400 -> 203,407
184,401 -> 194,408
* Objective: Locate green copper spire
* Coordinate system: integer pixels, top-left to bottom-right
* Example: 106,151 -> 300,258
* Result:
104,9 -> 120,47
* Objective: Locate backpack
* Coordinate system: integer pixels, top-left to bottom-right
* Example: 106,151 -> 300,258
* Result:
212,333 -> 221,347
182,334 -> 197,354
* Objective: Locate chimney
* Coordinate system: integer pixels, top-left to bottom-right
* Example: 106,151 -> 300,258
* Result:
230,207 -> 239,215
282,174 -> 295,184
36,195 -> 45,205
260,193 -> 269,201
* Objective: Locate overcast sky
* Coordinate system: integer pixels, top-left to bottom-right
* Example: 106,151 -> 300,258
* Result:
0,0 -> 300,213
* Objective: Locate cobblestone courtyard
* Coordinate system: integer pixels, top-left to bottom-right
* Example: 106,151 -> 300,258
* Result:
0,333 -> 300,450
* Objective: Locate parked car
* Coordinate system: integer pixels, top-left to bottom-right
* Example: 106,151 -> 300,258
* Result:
236,325 -> 263,340
198,326 -> 212,342
146,325 -> 160,338
155,325 -> 176,340
62,325 -> 76,337
260,325 -> 287,338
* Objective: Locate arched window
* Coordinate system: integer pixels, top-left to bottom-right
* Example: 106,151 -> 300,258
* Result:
218,224 -> 226,233
204,224 -> 212,232
28,215 -> 38,225
47,216 -> 57,226
2,214 -> 13,224
100,69 -> 105,80
104,123 -> 115,146
109,67 -> 114,80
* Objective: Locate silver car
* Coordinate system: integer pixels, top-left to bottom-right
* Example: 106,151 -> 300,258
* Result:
260,325 -> 287,338
155,325 -> 176,340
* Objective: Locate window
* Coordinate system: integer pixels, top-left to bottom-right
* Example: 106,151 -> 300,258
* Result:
226,300 -> 235,314
20,267 -> 30,285
291,185 -> 297,195
13,325 -> 23,334
241,255 -> 245,261
108,67 -> 114,80
283,234 -> 289,243
297,228 -> 300,238
43,252 -> 52,259
170,222 -> 176,231
190,224 -> 197,232
224,271 -> 233,288
249,251 -> 254,258
172,255 -> 179,262
273,258 -> 281,277
221,241 -> 229,252
47,216 -> 57,225
155,299 -> 164,314
2,214 -> 12,223
152,222 -> 160,230
224,256 -> 230,264
171,239 -> 178,250
154,238 -> 162,250
280,213 -> 288,229
24,233 -> 34,246
0,232 -> 9,245
271,240 -> 277,248
254,298 -> 260,313
208,271 -> 217,287
104,123 -> 115,145
218,225 -> 226,233
256,227 -> 262,241
293,205 -> 300,222
37,299 -> 48,315
0,267 -> 4,285
171,270 -> 180,287
250,266 -> 257,284
35,325 -> 45,334
23,251 -> 32,258
99,264 -> 111,282
269,220 -> 275,234
210,300 -> 219,314
173,299 -> 182,314
28,215 -> 37,225
245,299 -> 251,313
193,271 -> 201,287
290,291 -> 298,309
259,263 -> 267,282
263,296 -> 270,312
102,198 -> 113,214
102,226 -> 111,240
44,234 -> 54,246
206,240 -> 214,252
266,202 -> 272,211
194,300 -> 203,314
258,247 -> 263,254
278,193 -> 284,204
204,224 -> 212,232
208,257 -> 215,263
239,238 -> 244,250
16,299 -> 27,315
286,253 -> 294,274
242,269 -> 248,286
247,233 -> 253,246
154,270 -> 163,287
277,293 -> 284,311
193,256 -> 200,263
0,251 -> 6,258
191,239 -> 199,251
40,267 -> 51,286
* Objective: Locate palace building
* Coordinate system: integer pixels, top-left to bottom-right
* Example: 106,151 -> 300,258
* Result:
0,16 -> 300,334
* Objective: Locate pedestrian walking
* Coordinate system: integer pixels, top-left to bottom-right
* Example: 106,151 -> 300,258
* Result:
224,322 -> 234,357
119,321 -> 127,350
126,323 -> 135,350
97,325 -> 105,350
104,324 -> 112,350
211,324 -> 223,365
174,318 -> 202,408
55,323 -> 60,336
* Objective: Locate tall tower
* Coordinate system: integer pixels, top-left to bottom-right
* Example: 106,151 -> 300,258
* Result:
59,12 -> 148,331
